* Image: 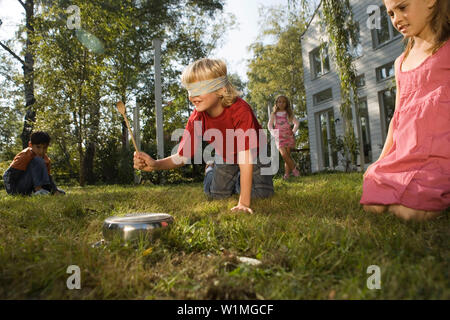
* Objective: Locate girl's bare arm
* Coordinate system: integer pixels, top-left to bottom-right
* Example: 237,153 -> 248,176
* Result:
292,117 -> 300,134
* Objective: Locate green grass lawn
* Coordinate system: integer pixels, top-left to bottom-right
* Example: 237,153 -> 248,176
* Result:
0,172 -> 448,299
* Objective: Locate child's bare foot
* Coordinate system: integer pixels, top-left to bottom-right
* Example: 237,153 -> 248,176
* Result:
388,205 -> 442,221
363,205 -> 388,214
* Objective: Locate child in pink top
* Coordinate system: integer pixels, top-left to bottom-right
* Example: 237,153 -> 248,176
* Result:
268,95 -> 300,179
361,0 -> 450,221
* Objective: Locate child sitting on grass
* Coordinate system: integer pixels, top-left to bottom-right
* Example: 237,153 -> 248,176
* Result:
3,131 -> 65,196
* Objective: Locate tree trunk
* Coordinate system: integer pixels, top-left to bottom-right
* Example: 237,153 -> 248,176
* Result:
122,120 -> 129,151
354,101 -> 365,172
77,50 -> 88,186
121,95 -> 129,152
84,96 -> 101,185
58,139 -> 75,179
20,0 -> 36,148
83,142 -> 96,185
74,108 -> 85,186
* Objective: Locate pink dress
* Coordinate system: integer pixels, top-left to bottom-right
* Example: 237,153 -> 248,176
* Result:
274,111 -> 295,149
360,39 -> 450,211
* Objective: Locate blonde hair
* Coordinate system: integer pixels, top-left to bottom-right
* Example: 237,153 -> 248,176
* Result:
272,95 -> 294,122
384,0 -> 450,58
181,58 -> 240,107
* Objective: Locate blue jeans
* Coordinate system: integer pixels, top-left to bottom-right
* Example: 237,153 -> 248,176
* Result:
203,161 -> 274,199
3,157 -> 51,195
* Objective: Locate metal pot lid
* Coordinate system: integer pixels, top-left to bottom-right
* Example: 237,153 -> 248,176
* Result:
104,213 -> 174,224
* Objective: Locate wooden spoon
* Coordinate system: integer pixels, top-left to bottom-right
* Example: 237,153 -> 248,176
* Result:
116,101 -> 139,152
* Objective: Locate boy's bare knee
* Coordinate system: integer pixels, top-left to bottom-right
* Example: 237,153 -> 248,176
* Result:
363,205 -> 387,214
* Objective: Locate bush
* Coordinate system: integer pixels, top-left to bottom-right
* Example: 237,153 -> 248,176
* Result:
0,161 -> 9,189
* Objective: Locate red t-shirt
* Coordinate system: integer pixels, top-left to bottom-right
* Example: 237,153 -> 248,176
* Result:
177,97 -> 263,163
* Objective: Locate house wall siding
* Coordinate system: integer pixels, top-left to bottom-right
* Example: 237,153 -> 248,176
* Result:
301,0 -> 404,172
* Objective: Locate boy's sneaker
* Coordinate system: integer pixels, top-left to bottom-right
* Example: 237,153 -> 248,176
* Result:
283,173 -> 290,180
292,168 -> 300,177
32,189 -> 51,196
55,188 -> 66,195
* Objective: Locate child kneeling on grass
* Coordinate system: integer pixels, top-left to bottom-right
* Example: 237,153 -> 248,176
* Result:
3,131 -> 65,196
134,58 -> 274,214
360,0 -> 449,221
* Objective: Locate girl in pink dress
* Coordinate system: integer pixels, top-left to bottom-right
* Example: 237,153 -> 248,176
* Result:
361,0 -> 450,221
268,95 -> 300,179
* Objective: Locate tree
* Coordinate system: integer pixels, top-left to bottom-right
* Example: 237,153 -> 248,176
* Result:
247,5 -> 307,144
16,0 -> 229,185
228,73 -> 247,97
0,0 -> 36,148
136,2 -> 234,184
0,51 -> 22,160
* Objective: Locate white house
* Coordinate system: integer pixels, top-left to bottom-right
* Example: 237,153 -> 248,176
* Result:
301,0 -> 404,172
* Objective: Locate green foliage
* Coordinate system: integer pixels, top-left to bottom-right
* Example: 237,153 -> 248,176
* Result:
290,148 -> 312,175
0,105 -> 22,161
329,135 -> 359,172
1,0 -> 230,186
0,161 -> 9,188
0,51 -> 23,160
228,73 -> 247,97
247,4 -> 308,148
319,0 -> 364,170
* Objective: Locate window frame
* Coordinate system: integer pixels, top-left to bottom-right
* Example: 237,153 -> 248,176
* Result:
376,61 -> 395,82
310,45 -> 331,79
315,108 -> 338,170
356,74 -> 366,88
355,97 -> 372,164
370,5 -> 402,49
378,87 -> 397,142
313,88 -> 333,106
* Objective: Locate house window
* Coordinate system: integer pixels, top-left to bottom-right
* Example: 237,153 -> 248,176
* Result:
378,88 -> 396,141
316,109 -> 338,169
357,98 -> 372,163
371,5 -> 401,48
356,74 -> 366,88
310,46 -> 330,79
313,88 -> 332,105
376,61 -> 395,81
